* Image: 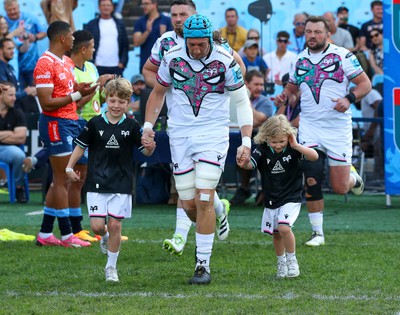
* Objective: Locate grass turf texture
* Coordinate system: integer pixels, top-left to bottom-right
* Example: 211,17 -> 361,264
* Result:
1,192 -> 400,314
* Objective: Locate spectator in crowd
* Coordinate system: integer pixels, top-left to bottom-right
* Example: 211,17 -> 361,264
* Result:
142,13 -> 253,284
359,0 -> 383,51
287,12 -> 307,54
133,0 -> 172,71
323,11 -> 354,50
368,29 -> 383,76
0,14 -> 29,49
336,6 -> 361,50
40,0 -> 78,31
263,31 -> 297,87
128,73 -> 150,123
34,21 -> 98,248
219,7 -> 248,52
230,70 -> 274,206
238,28 -> 266,57
84,0 -> 129,77
4,0 -> 47,88
275,16 -> 371,247
0,38 -> 37,113
0,81 -> 27,203
242,39 -> 268,78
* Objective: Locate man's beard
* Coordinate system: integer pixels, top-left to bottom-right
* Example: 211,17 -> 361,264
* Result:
307,39 -> 326,52
174,24 -> 183,37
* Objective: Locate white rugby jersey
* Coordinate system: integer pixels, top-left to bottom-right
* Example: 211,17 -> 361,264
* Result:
157,43 -> 244,138
149,31 -> 183,67
289,43 -> 363,129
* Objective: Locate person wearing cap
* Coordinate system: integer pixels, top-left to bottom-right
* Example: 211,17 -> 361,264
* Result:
337,6 -> 361,50
128,73 -> 152,123
242,39 -> 268,78
263,31 -> 297,87
142,13 -> 253,285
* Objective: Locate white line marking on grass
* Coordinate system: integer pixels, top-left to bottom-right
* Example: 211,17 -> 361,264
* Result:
130,239 -> 273,245
26,210 -> 44,216
5,290 -> 400,301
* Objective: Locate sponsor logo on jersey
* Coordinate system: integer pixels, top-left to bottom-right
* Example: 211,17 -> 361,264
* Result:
36,71 -> 51,79
272,161 -> 285,174
106,134 -> 119,149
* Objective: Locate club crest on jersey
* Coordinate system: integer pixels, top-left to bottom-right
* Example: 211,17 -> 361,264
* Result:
159,37 -> 178,60
121,130 -> 130,137
295,53 -> 344,104
282,155 -> 292,163
169,57 -> 226,116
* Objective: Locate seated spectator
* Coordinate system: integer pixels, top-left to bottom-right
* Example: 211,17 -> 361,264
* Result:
368,29 -> 383,76
0,81 -> 28,203
128,74 -> 151,123
323,11 -> 354,50
359,0 -> 383,51
238,28 -> 266,57
40,0 -> 78,31
230,70 -> 274,206
263,31 -> 297,87
219,7 -> 247,52
242,40 -> 268,78
0,38 -> 37,113
287,12 -> 307,54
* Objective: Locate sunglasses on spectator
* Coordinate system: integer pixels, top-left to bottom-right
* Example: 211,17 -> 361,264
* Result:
277,38 -> 288,43
248,36 -> 260,40
370,33 -> 380,38
295,22 -> 305,26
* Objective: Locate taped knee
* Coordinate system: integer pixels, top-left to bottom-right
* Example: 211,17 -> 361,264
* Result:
175,171 -> 196,200
195,162 -> 222,189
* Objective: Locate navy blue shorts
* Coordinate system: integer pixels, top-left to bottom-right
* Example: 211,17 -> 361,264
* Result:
39,114 -> 80,156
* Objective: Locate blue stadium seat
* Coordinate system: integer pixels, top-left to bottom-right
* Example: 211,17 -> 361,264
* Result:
0,146 -> 30,203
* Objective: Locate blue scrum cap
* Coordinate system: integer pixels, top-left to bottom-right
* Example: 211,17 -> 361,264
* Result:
183,13 -> 213,41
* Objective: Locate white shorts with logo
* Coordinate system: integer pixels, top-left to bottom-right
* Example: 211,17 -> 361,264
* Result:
87,192 -> 132,220
261,202 -> 301,235
169,134 -> 229,173
299,122 -> 353,165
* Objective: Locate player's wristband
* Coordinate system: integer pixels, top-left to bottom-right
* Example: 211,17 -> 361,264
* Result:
344,92 -> 356,104
70,91 -> 82,102
143,122 -> 153,130
65,168 -> 74,173
242,136 -> 251,149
